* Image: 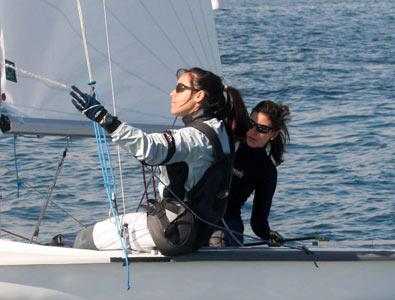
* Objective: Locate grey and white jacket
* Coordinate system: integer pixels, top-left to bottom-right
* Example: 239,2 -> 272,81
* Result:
110,110 -> 232,201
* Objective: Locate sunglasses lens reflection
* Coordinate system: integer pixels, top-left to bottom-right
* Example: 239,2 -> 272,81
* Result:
175,83 -> 198,93
175,83 -> 186,93
249,119 -> 272,134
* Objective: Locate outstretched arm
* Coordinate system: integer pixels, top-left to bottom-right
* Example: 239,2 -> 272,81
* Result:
71,85 -> 174,164
70,86 -> 212,166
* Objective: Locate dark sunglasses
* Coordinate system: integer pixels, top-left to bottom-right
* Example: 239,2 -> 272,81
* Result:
175,83 -> 199,93
248,118 -> 273,134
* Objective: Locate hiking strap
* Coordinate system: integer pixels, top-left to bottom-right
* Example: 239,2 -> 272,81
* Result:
149,199 -> 185,238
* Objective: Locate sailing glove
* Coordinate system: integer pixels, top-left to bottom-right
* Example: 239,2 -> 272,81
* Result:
70,85 -> 121,133
267,230 -> 284,247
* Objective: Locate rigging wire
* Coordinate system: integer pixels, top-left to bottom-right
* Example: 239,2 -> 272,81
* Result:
140,165 -> 159,210
135,116 -> 178,212
0,228 -> 41,244
13,135 -> 22,198
101,0 -> 116,116
135,167 -> 158,212
101,0 -> 127,216
0,146 -> 87,245
30,137 -> 70,243
1,164 -> 86,228
141,165 -> 150,208
151,166 -> 158,203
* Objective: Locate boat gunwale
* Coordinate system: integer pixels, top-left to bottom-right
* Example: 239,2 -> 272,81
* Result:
114,247 -> 395,263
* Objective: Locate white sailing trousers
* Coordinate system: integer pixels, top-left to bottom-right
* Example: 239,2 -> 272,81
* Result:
92,212 -> 156,251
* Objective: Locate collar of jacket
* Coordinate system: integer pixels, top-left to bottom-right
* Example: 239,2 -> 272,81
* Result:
182,109 -> 216,126
242,142 -> 268,154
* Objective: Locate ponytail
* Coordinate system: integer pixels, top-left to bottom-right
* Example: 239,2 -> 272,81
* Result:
223,86 -> 249,142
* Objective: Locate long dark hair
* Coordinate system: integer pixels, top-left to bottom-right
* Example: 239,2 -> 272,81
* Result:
177,67 -> 249,142
252,100 -> 290,166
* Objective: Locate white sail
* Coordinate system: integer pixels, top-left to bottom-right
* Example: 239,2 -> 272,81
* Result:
0,0 -> 221,136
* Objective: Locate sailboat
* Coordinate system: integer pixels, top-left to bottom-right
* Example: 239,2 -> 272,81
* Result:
0,1 -> 394,299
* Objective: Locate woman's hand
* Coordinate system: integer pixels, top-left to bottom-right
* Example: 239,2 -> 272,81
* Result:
267,230 -> 284,246
70,85 -> 108,123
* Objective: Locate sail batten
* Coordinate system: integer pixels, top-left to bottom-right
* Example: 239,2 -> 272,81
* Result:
0,0 -> 221,136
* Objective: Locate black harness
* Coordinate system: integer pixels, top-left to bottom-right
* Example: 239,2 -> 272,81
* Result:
147,121 -> 234,256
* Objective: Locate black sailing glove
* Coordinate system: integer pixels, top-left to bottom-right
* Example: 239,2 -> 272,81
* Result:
70,85 -> 108,123
70,85 -> 121,133
267,230 -> 284,247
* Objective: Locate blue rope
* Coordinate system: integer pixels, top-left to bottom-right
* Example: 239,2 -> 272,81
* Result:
97,122 -> 117,188
92,111 -> 131,289
13,135 -> 23,197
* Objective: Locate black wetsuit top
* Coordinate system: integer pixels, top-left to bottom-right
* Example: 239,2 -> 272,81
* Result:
224,142 -> 277,240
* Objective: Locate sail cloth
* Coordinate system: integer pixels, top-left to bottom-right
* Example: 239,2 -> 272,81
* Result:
0,0 -> 221,136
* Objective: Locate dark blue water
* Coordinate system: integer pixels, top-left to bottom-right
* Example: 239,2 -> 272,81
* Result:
1,0 -> 394,245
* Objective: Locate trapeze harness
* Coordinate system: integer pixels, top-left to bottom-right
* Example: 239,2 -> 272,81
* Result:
147,119 -> 235,256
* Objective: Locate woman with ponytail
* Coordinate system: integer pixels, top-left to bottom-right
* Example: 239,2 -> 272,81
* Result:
210,100 -> 290,247
70,67 -> 249,255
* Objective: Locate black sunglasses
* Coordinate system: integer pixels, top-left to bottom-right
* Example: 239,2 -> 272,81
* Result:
248,118 -> 273,134
175,83 -> 199,93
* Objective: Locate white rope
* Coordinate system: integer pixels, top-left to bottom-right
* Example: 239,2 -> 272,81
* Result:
101,0 -> 126,213
0,61 -> 70,91
101,0 -> 116,115
76,0 -> 93,82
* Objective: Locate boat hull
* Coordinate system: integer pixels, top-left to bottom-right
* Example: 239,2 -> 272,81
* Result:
1,240 -> 394,300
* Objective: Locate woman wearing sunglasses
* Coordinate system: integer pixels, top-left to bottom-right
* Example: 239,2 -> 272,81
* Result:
70,67 -> 249,255
210,100 -> 290,247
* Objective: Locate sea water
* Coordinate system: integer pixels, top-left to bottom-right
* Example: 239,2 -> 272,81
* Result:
0,0 -> 394,245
